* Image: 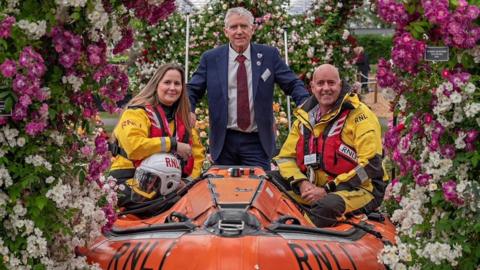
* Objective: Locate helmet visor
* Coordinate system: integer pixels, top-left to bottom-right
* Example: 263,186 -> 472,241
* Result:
131,169 -> 162,202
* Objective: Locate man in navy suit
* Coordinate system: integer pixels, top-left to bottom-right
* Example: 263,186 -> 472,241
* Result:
188,7 -> 309,171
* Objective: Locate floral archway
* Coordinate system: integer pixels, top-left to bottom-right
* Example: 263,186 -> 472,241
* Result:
0,0 -> 175,268
375,0 -> 480,268
2,0 -> 476,268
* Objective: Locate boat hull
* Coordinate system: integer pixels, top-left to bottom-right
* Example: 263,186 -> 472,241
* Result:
82,166 -> 395,270
86,230 -> 391,270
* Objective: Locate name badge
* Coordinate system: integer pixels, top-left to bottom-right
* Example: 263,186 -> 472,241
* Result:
304,154 -> 317,165
261,68 -> 271,81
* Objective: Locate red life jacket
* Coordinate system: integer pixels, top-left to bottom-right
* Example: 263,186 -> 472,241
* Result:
295,109 -> 358,177
132,104 -> 194,177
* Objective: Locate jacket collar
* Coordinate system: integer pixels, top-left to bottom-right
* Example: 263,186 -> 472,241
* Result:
250,44 -> 262,98
228,43 -> 252,61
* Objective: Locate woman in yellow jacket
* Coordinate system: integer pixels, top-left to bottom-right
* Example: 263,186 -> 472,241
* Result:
110,63 -> 205,209
274,64 -> 387,227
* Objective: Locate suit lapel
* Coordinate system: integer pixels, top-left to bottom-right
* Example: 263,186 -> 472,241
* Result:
251,44 -> 262,99
216,45 -> 229,98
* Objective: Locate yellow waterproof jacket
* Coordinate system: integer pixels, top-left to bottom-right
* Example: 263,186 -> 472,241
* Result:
110,107 -> 205,179
274,90 -> 386,192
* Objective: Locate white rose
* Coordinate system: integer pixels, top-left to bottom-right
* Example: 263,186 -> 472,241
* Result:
16,137 -> 25,147
45,176 -> 55,184
450,91 -> 462,104
464,82 -> 475,94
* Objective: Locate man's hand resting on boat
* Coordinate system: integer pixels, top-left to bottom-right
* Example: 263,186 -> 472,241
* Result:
299,180 -> 327,205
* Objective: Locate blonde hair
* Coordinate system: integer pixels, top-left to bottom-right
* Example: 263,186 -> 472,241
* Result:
126,63 -> 192,134
353,46 -> 364,55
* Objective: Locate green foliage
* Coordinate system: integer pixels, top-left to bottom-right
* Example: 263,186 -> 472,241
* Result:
129,11 -> 187,93
355,34 -> 392,64
406,20 -> 432,40
288,0 -> 363,86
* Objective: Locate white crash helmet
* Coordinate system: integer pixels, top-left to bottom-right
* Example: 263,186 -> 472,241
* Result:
133,153 -> 182,199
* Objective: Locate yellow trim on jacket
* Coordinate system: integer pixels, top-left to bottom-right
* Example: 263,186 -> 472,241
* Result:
110,107 -> 205,179
274,93 -> 384,191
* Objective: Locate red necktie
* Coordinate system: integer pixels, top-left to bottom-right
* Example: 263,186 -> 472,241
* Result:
236,54 -> 250,130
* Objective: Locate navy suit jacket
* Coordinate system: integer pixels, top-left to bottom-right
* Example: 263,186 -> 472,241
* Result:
188,43 -> 309,161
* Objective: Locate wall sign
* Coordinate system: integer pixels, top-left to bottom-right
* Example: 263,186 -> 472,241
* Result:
425,46 -> 449,61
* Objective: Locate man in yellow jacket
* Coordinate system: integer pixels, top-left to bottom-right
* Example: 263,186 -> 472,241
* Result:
274,64 -> 387,227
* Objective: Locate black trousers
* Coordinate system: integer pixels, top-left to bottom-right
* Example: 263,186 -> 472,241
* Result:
215,129 -> 270,171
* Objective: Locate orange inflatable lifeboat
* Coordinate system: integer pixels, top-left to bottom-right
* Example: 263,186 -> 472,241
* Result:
81,166 -> 396,270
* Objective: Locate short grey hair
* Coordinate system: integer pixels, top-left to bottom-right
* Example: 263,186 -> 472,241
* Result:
224,7 -> 254,27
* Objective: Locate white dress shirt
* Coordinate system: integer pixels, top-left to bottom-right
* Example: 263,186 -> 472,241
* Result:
227,44 -> 257,132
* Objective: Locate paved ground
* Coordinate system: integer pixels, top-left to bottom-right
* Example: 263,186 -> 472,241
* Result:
102,118 -> 118,127
379,117 -> 389,127
361,91 -> 393,119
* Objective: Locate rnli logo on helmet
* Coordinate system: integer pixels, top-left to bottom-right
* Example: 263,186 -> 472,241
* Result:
339,143 -> 357,161
165,156 -> 180,169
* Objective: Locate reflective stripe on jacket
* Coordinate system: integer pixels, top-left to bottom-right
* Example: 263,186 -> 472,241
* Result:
139,104 -> 194,176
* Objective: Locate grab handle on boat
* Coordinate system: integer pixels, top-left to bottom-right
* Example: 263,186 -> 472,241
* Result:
230,168 -> 241,177
166,211 -> 190,223
218,220 -> 245,236
274,215 -> 301,225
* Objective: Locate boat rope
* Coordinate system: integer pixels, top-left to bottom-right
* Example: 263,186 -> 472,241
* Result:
340,220 -> 383,239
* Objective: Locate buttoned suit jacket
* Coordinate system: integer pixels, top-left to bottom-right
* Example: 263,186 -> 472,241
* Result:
188,43 -> 309,161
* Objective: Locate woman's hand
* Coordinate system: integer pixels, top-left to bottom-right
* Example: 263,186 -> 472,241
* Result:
176,142 -> 192,160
